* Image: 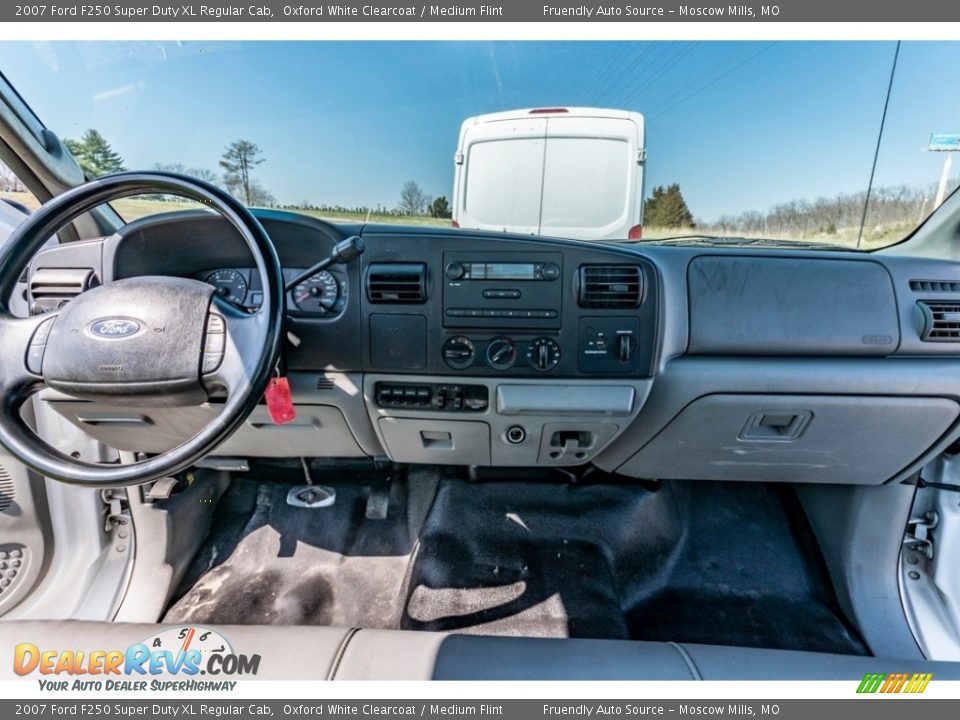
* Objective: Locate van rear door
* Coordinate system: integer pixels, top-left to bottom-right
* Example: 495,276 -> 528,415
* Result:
539,114 -> 644,241
454,116 -> 546,235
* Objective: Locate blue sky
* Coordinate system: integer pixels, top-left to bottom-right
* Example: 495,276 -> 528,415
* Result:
0,40 -> 958,221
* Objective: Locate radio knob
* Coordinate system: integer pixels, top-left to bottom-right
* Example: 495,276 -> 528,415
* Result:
445,262 -> 466,281
541,263 -> 560,281
485,337 -> 517,370
442,336 -> 475,369
527,337 -> 561,371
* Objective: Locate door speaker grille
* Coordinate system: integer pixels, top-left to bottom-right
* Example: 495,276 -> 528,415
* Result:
0,465 -> 13,513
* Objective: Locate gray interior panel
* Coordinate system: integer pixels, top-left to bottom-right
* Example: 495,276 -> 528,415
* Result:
496,384 -> 634,415
377,417 -> 491,465
216,406 -> 364,457
365,375 -> 650,467
796,483 -> 923,659
618,394 -> 959,484
39,371 -> 380,458
46,401 -> 365,458
687,256 -> 899,356
597,356 -> 960,481
0,453 -> 48,616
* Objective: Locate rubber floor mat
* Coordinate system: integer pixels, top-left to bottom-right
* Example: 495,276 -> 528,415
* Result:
166,472 -> 867,655
164,465 -> 438,628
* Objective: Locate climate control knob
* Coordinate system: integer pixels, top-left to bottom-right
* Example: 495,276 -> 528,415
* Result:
442,336 -> 475,369
485,337 -> 517,370
527,337 -> 561,371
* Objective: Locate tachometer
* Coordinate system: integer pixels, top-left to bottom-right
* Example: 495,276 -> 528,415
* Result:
292,270 -> 339,313
203,269 -> 247,304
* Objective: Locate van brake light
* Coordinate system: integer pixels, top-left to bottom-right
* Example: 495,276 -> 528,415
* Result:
628,225 -> 643,240
529,108 -> 569,114
452,220 -> 460,228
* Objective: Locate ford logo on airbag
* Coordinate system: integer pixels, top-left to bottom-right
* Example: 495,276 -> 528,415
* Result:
89,318 -> 142,339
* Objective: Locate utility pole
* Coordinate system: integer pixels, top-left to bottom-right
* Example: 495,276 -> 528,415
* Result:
928,133 -> 960,208
936,152 -> 954,208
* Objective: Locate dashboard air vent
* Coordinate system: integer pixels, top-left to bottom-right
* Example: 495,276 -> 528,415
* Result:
578,265 -> 642,309
911,279 -> 960,293
918,301 -> 960,341
366,263 -> 426,304
29,267 -> 98,313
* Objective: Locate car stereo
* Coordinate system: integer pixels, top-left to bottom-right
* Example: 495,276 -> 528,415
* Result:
442,251 -> 563,329
445,261 -> 560,282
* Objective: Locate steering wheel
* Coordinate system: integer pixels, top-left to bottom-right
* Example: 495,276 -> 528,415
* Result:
0,172 -> 285,486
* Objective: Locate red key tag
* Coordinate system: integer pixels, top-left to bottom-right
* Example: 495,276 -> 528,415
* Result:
265,376 -> 297,425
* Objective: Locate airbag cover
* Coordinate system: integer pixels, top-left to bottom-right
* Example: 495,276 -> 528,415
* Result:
687,257 -> 899,356
43,276 -> 213,404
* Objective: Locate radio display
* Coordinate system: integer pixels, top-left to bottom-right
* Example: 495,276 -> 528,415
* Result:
476,263 -> 536,280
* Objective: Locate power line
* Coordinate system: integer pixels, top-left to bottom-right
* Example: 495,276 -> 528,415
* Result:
649,42 -> 778,120
596,42 -> 672,109
643,43 -> 761,115
618,42 -> 701,109
857,40 -> 901,248
587,42 -> 649,105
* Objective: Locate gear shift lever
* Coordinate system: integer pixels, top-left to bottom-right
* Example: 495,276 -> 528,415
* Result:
284,236 -> 365,292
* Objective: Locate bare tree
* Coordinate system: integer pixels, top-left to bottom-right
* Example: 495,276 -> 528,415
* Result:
0,160 -> 25,192
220,140 -> 266,205
246,180 -> 275,207
153,163 -> 222,186
694,180 -> 953,241
398,180 -> 429,215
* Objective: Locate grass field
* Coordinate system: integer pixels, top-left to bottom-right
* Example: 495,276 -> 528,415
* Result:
2,191 -> 908,249
0,192 -> 452,227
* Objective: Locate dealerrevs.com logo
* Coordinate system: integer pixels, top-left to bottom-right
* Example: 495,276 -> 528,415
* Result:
13,626 -> 260,692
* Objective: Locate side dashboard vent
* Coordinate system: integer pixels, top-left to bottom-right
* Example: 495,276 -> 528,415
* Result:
366,263 -> 427,304
0,464 -> 13,513
578,265 -> 642,308
918,301 -> 960,342
911,280 -> 960,293
29,267 -> 98,313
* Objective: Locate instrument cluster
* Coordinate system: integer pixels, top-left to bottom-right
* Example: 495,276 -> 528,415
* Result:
199,267 -> 347,317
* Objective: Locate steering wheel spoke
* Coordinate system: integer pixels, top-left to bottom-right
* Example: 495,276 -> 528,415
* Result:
203,295 -> 273,397
0,311 -> 58,400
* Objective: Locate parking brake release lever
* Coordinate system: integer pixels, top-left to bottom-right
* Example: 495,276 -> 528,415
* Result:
284,236 -> 365,292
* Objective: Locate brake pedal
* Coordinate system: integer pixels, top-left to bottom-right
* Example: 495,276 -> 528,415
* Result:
365,485 -> 390,520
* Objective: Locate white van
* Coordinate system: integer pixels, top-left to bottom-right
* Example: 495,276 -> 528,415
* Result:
452,107 -> 646,241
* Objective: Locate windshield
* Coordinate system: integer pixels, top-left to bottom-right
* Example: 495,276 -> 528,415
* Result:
1,40 -> 958,250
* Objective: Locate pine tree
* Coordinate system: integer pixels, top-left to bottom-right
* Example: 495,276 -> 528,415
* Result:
64,129 -> 126,178
644,183 -> 695,228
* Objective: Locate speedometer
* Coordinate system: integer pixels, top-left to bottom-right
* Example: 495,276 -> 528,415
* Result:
203,269 -> 248,304
292,270 -> 339,313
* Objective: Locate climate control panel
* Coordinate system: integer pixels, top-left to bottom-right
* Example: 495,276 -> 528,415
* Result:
439,323 -> 641,375
442,335 -> 564,372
